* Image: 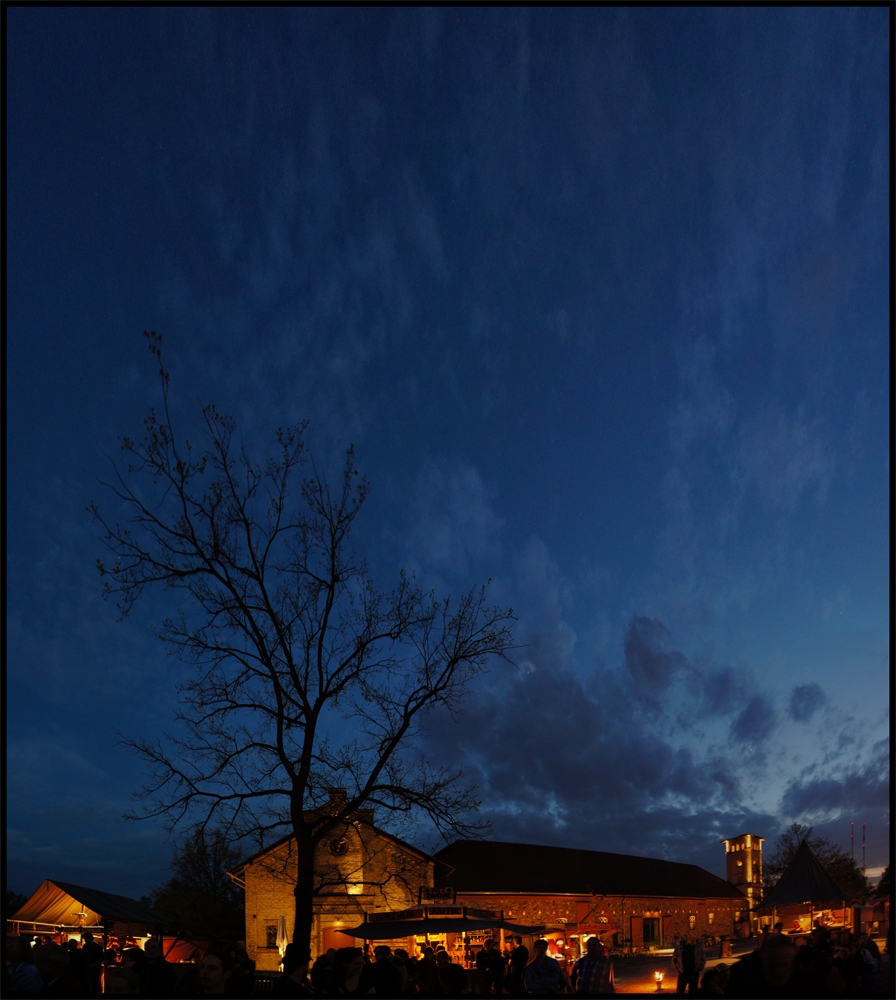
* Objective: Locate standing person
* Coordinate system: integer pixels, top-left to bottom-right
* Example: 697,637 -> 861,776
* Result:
272,943 -> 313,998
476,939 -> 506,995
104,968 -> 142,995
725,933 -> 825,998
671,934 -> 704,995
857,936 -> 877,994
81,931 -> 104,996
508,936 -> 529,997
230,949 -> 255,995
322,947 -> 375,997
570,937 -> 614,995
121,946 -> 148,987
861,931 -> 881,970
393,948 -> 415,995
66,938 -> 88,992
522,939 -> 566,996
311,948 -> 337,994
175,946 -> 236,996
368,944 -> 403,996
413,945 -> 440,997
139,938 -> 176,998
439,961 -> 472,995
32,941 -> 87,998
6,936 -> 43,997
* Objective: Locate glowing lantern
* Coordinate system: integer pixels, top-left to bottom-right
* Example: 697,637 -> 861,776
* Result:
655,970 -> 664,991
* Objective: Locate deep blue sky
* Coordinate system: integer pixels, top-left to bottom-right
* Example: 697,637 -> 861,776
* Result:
7,7 -> 890,901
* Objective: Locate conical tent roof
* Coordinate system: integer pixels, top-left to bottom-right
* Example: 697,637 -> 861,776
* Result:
758,840 -> 853,909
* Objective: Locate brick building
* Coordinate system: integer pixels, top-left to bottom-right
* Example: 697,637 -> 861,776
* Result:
720,832 -> 764,931
433,840 -> 748,954
228,792 -> 433,970
230,808 -> 752,965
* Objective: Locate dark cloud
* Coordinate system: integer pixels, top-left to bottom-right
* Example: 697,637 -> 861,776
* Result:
699,665 -> 750,716
787,682 -> 827,722
624,617 -> 686,690
730,694 -> 777,744
420,647 -> 769,875
781,742 -> 890,818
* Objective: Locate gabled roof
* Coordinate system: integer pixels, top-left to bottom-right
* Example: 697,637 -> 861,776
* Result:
757,840 -> 853,909
11,880 -> 168,926
229,821 -> 433,876
433,841 -> 746,900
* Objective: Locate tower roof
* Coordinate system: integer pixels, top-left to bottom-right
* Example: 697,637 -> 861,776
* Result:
757,839 -> 853,909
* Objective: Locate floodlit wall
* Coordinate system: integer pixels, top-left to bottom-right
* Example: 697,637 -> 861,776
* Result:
242,825 -> 433,969
454,892 -> 744,952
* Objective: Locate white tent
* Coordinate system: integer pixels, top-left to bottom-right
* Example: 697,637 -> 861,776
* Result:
9,879 -> 168,935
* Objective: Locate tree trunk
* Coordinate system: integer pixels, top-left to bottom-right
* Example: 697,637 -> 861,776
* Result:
293,832 -> 317,950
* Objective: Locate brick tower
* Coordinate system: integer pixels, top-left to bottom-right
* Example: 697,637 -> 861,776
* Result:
721,833 -> 764,931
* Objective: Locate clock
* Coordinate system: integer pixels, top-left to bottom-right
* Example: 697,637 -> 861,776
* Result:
330,838 -> 348,856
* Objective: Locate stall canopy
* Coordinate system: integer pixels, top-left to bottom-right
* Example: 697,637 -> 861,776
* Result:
10,879 -> 169,929
339,912 -> 544,939
755,840 -> 853,910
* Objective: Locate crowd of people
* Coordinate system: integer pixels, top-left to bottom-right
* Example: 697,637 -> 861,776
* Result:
3,934 -> 255,998
4,925 -> 887,997
671,922 -> 885,997
275,936 -> 614,997
3,933 -> 616,997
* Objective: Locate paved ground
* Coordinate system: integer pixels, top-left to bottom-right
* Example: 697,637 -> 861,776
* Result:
611,940 -> 754,993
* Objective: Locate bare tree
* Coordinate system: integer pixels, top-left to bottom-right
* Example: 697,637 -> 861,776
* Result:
90,332 -> 517,948
150,827 -> 245,939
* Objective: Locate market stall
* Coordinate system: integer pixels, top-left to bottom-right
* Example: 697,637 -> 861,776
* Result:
337,904 -> 543,966
754,840 -> 854,936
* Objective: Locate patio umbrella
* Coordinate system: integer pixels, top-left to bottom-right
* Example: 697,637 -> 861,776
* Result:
338,916 -> 544,939
276,915 -> 290,958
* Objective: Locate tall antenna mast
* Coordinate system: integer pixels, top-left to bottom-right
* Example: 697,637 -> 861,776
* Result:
862,823 -> 866,879
851,821 -> 854,862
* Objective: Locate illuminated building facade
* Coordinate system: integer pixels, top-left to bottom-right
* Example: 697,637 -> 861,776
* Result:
228,791 -> 433,969
434,840 -> 749,953
720,832 -> 764,932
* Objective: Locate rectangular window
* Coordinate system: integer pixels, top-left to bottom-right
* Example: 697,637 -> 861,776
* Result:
265,925 -> 279,949
708,912 -> 714,924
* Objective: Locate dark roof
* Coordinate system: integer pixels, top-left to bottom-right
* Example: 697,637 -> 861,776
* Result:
433,840 -> 746,900
757,840 -> 854,909
12,880 -> 168,925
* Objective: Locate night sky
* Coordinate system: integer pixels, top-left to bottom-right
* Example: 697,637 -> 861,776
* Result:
7,8 -> 890,902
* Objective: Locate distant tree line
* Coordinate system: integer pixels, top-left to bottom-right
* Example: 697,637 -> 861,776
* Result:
146,828 -> 245,939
